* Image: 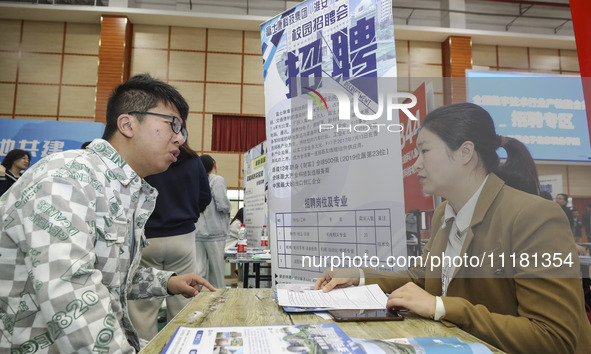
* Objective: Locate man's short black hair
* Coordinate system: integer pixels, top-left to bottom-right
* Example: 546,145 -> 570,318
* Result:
102,73 -> 189,140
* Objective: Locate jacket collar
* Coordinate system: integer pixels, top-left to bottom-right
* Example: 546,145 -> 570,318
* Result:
86,139 -> 140,187
441,175 -> 489,234
5,170 -> 18,182
436,173 -> 506,280
438,173 -> 505,230
468,173 -> 505,230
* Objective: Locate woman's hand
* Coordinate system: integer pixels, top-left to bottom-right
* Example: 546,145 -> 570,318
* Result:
386,282 -> 436,318
314,268 -> 360,292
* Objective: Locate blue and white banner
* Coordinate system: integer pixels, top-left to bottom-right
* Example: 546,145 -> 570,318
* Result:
0,118 -> 105,166
466,72 -> 591,163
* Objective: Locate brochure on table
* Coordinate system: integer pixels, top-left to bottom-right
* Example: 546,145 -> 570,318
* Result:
162,323 -> 363,354
355,337 -> 493,354
162,323 -> 492,354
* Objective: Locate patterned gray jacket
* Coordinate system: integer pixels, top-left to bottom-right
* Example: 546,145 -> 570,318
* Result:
0,139 -> 174,353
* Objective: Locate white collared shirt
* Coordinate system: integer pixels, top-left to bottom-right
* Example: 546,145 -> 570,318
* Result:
359,175 -> 489,321
434,174 -> 489,320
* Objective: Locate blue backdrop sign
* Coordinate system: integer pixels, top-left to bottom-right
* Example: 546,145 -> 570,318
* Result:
0,118 -> 105,166
466,72 -> 591,163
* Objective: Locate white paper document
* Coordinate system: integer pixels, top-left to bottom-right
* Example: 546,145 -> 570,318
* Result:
276,284 -> 387,310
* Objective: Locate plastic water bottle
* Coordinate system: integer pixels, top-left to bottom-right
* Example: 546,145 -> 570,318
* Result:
260,225 -> 269,250
237,224 -> 247,259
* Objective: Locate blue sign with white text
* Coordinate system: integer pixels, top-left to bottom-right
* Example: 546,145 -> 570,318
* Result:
0,118 -> 105,166
466,73 -> 591,162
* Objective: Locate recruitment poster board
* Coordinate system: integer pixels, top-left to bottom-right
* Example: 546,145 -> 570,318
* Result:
261,0 -> 407,284
0,118 -> 105,166
243,141 -> 268,245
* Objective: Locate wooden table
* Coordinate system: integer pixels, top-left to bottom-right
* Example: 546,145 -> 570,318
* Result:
141,288 -> 504,353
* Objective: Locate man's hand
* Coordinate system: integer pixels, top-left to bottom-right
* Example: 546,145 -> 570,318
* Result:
314,268 -> 360,292
386,282 -> 436,318
167,273 -> 216,298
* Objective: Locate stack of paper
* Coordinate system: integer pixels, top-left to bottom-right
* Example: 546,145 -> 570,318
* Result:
252,251 -> 271,260
276,284 -> 388,312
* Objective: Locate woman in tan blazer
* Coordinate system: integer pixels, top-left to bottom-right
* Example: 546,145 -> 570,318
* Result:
316,103 -> 591,353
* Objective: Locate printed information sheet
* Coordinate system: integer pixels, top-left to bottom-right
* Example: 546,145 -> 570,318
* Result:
276,284 -> 387,309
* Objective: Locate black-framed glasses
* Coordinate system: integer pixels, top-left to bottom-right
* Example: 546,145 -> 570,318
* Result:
128,111 -> 188,141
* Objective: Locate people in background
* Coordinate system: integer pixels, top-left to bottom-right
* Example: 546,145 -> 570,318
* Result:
128,141 -> 211,341
195,154 -> 232,288
226,207 -> 244,250
0,149 -> 31,196
573,209 -> 583,243
582,203 -> 591,241
556,192 -> 574,230
539,190 -> 553,201
316,102 -> 591,353
0,74 -> 215,353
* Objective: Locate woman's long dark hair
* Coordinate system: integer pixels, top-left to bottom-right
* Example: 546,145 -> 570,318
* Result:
231,208 -> 244,224
181,141 -> 198,158
421,102 -> 539,195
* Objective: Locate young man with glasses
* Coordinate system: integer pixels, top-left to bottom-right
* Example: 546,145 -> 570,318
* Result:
0,73 -> 215,353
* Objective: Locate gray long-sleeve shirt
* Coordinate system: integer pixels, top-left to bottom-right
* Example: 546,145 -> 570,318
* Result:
195,174 -> 231,242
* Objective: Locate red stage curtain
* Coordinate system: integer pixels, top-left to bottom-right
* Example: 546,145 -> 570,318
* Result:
211,115 -> 266,152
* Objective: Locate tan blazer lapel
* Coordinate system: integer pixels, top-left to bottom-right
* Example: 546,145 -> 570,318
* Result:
451,174 -> 505,280
470,175 -> 503,225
